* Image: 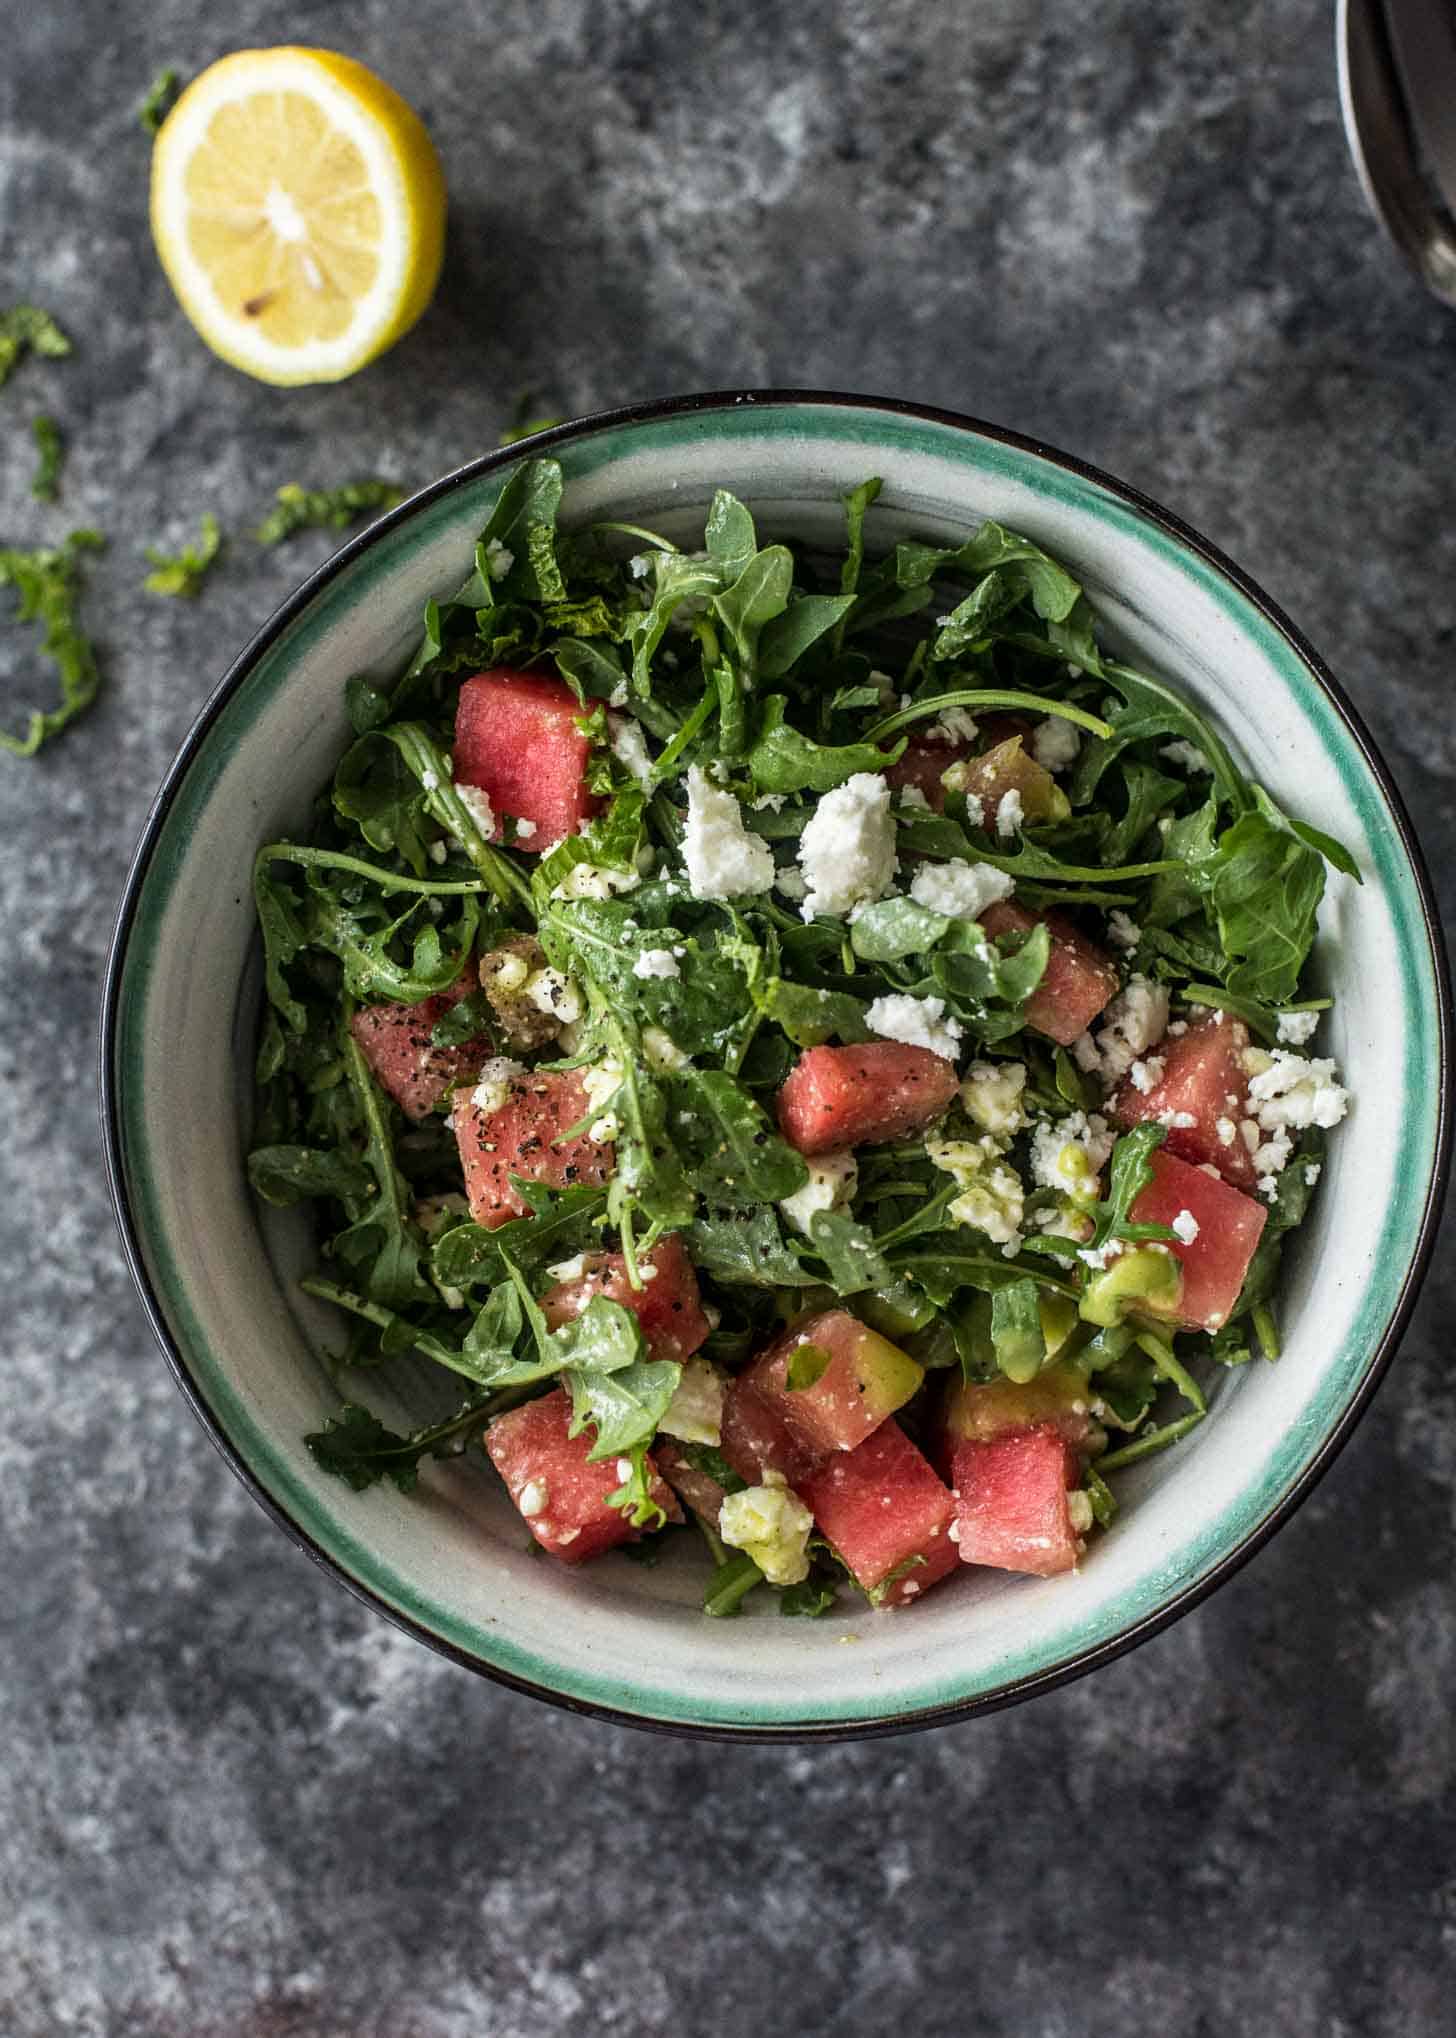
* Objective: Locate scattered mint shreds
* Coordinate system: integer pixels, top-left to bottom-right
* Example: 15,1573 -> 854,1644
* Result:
0,305 -> 72,390
247,457 -> 1352,1599
144,511 -> 222,598
0,530 -> 105,756
29,415 -> 64,501
138,66 -> 182,135
256,479 -> 407,545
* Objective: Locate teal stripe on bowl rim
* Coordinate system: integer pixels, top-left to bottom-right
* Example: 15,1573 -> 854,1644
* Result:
101,390 -> 1453,1738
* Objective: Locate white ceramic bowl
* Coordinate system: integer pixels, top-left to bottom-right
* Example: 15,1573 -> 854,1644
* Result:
102,392 -> 1452,1738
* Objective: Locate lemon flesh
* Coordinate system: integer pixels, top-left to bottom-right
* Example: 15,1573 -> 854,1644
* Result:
150,47 -> 446,386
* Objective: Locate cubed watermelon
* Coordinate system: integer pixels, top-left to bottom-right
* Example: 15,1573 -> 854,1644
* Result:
746,1309 -> 924,1456
777,1042 -> 959,1155
719,1376 -> 823,1488
952,1423 -> 1082,1576
541,1234 -> 711,1363
979,899 -> 1119,1047
349,976 -> 493,1121
801,1420 -> 959,1607
940,1359 -> 1101,1467
1126,1148 -> 1268,1332
1110,1012 -> 1256,1188
454,668 -> 602,845
454,1068 -> 612,1228
654,1439 -> 730,1526
485,1386 -> 678,1562
954,736 -> 1067,825
884,732 -> 969,811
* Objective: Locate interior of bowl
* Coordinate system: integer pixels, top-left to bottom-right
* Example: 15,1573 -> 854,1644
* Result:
105,395 -> 1449,1735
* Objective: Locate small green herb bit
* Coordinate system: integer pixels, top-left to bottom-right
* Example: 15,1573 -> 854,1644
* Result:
256,479 -> 406,546
0,529 -> 105,757
143,511 -> 222,598
0,305 -> 73,390
29,415 -> 64,501
138,66 -> 181,135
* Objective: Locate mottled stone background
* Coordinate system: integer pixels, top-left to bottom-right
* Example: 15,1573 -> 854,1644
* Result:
2,1 -> 1452,2032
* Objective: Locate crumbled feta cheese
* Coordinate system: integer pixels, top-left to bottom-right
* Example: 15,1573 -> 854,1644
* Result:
1157,1109 -> 1198,1130
1276,1009 -> 1321,1046
1031,1112 -> 1115,1202
659,1357 -> 727,1446
1071,1031 -> 1102,1074
961,1060 -> 1028,1135
642,1025 -> 691,1073
1078,1239 -> 1123,1270
1240,1119 -> 1261,1153
1094,975 -> 1170,1082
609,715 -> 653,786
1127,1055 -> 1165,1095
454,781 -> 495,836
865,992 -> 964,1062
752,792 -> 787,812
628,552 -> 653,579
1067,1490 -> 1094,1534
632,947 -> 681,980
1215,1117 -> 1237,1147
1171,1208 -> 1200,1245
551,860 -> 640,901
683,766 -> 775,902
428,838 -> 448,865
518,1478 -> 548,1518
718,1484 -> 814,1586
472,1057 -> 524,1117
894,785 -> 931,816
581,1058 -> 624,1142
1305,1162 -> 1322,1188
1107,910 -> 1141,952
926,1134 -> 1025,1249
963,792 -> 985,829
774,865 -> 810,901
523,967 -> 583,1024
780,1148 -> 859,1236
1160,739 -> 1213,774
545,1252 -> 591,1284
1031,716 -> 1082,772
933,705 -> 980,745
421,768 -> 440,792
1247,1050 -> 1349,1132
1166,1019 -> 1188,1037
908,857 -> 1014,921
797,772 -> 896,920
608,679 -> 629,709
514,817 -> 538,840
995,788 -> 1024,838
484,537 -> 514,581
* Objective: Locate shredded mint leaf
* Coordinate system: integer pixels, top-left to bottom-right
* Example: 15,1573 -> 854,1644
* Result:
0,529 -> 105,757
29,415 -> 63,501
0,305 -> 72,390
138,65 -> 181,134
144,511 -> 222,598
256,480 -> 405,545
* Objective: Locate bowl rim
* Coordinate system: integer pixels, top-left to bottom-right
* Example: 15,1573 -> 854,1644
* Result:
99,386 -> 1454,1741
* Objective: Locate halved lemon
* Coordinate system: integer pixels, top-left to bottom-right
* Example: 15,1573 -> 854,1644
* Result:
150,47 -> 447,386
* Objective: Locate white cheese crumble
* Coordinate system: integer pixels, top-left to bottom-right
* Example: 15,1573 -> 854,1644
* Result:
517,1478 -> 548,1518
932,705 -> 980,745
1246,1050 -> 1350,1132
1216,1116 -> 1237,1147
1030,1112 -> 1116,1202
1127,1055 -> 1166,1095
865,992 -> 964,1062
551,860 -> 641,901
926,1134 -> 1025,1251
642,1025 -> 691,1072
420,768 -> 440,791
908,856 -> 1014,921
796,772 -> 896,920
1171,1208 -> 1200,1245
514,817 -> 538,839
523,967 -> 583,1025
1107,910 -> 1142,951
608,715 -> 653,786
1160,739 -> 1213,774
471,1057 -> 525,1117
1030,716 -> 1082,772
454,781 -> 495,836
484,537 -> 514,581
752,792 -> 787,813
682,766 -> 775,901
774,865 -> 810,901
1078,1239 -> 1123,1270
1094,975 -> 1170,1083
581,1058 -> 624,1142
718,1484 -> 814,1586
1067,1490 -> 1095,1535
544,1252 -> 592,1284
780,1148 -> 859,1236
995,788 -> 1024,838
961,1060 -> 1028,1135
659,1357 -> 727,1447
896,784 -> 931,812
428,838 -> 448,865
1305,1162 -> 1322,1188
632,947 -> 681,980
1157,1109 -> 1198,1129
1276,1009 -> 1321,1046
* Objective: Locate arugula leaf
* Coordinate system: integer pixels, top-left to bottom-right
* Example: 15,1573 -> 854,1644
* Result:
327,1018 -> 433,1309
304,1399 -> 488,1493
667,1067 -> 809,1205
757,594 -> 857,681
803,1210 -> 894,1295
1202,804 -> 1326,1004
747,694 -> 903,794
711,546 -> 793,673
432,1186 -> 610,1289
29,415 -> 63,501
138,65 -> 181,133
476,457 -> 566,604
247,1144 -> 375,1210
1073,661 -> 1247,814
144,511 -> 222,598
256,480 -> 405,545
849,896 -> 949,963
566,1352 -> 682,1460
703,489 -> 759,583
755,978 -> 871,1047
689,1208 -> 805,1287
0,305 -> 72,389
779,1572 -> 841,1617
1084,1123 -> 1168,1253
0,529 -> 105,757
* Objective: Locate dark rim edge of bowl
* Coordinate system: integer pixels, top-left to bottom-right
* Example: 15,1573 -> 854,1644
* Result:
99,385 -> 1455,1744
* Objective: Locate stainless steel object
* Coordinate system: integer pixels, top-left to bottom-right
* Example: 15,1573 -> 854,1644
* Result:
1338,0 -> 1456,304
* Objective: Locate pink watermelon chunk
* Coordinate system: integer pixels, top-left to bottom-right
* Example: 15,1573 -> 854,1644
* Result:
541,1234 -> 711,1364
454,1068 -> 613,1229
453,668 -> 602,846
1110,1012 -> 1257,1189
349,976 -> 492,1121
884,731 -> 969,811
719,1376 -> 823,1489
939,1360 -> 1100,1473
745,1309 -> 923,1457
979,899 -> 1119,1047
1127,1148 -> 1268,1332
777,1042 -> 959,1155
952,1423 -> 1082,1577
800,1421 -> 959,1607
484,1386 -> 678,1563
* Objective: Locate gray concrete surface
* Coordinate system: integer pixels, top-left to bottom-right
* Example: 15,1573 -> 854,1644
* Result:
2,2 -> 1452,2032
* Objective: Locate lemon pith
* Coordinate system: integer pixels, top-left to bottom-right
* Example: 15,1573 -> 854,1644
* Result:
150,47 -> 446,386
